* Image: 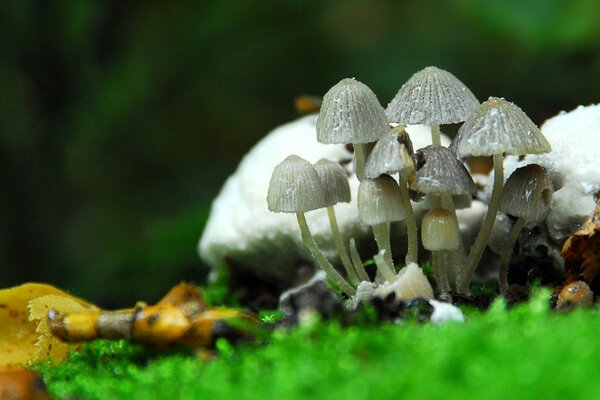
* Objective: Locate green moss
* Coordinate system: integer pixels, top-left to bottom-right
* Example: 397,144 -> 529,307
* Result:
36,291 -> 600,399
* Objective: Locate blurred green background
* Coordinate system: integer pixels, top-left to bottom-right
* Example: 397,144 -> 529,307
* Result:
1,1 -> 599,307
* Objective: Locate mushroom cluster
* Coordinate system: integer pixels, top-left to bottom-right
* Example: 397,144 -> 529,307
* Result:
267,66 -> 552,302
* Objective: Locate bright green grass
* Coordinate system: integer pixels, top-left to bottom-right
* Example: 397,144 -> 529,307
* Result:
38,291 -> 600,400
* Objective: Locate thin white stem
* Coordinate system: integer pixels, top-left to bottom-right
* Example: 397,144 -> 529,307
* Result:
327,206 -> 359,285
398,173 -> 418,265
459,153 -> 504,295
441,194 -> 467,291
431,124 -> 442,146
374,252 -> 396,283
432,251 -> 450,294
372,223 -> 394,269
349,238 -> 370,282
296,212 -> 355,296
451,233 -> 467,291
499,217 -> 526,295
354,143 -> 367,182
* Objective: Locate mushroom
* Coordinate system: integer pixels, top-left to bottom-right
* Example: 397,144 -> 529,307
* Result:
317,78 -> 390,181
313,159 -> 359,284
357,175 -> 406,282
411,145 -> 477,294
421,208 -> 460,295
385,66 -> 479,146
451,97 -> 552,294
498,164 -> 553,294
267,155 -> 355,296
364,126 -> 419,265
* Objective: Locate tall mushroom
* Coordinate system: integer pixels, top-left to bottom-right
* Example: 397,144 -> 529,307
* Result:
317,78 -> 390,181
498,164 -> 553,294
411,145 -> 477,293
386,66 -> 479,146
364,126 -> 419,265
313,158 -> 359,284
267,155 -> 355,296
357,175 -> 406,282
451,97 -> 552,295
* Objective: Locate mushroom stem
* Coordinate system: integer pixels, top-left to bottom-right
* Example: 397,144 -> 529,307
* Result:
371,223 -> 397,281
373,252 -> 396,283
296,212 -> 356,296
431,125 -> 442,146
432,251 -> 450,294
459,152 -> 504,294
499,216 -> 526,295
327,206 -> 359,285
451,234 -> 467,290
354,143 -> 367,181
349,238 -> 370,282
441,194 -> 467,291
430,194 -> 452,286
398,173 -> 418,265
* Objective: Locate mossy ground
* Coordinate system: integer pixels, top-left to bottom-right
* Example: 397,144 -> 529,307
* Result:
37,290 -> 600,400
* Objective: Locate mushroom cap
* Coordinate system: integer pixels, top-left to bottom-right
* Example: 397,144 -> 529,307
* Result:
364,129 -> 414,179
451,97 -> 551,158
313,159 -> 351,206
410,145 -> 477,196
421,208 -> 460,251
358,175 -> 405,225
500,163 -> 554,224
316,78 -> 390,144
267,155 -> 327,213
386,66 -> 479,125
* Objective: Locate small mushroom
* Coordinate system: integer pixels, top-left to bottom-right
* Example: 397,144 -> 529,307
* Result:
267,155 -> 355,296
422,208 -> 460,294
313,159 -> 359,284
364,126 -> 419,265
386,66 -> 479,146
411,145 -> 477,293
357,175 -> 406,282
451,97 -> 551,295
364,127 -> 415,179
411,145 -> 477,197
317,78 -> 390,181
498,164 -> 553,294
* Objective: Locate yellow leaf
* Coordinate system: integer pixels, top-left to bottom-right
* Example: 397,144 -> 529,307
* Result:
0,283 -> 97,372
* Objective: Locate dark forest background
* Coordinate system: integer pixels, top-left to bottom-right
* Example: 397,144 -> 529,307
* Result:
1,1 -> 599,307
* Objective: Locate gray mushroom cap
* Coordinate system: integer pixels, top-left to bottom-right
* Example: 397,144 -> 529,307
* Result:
316,78 -> 390,144
358,175 -> 405,225
386,66 -> 479,125
500,164 -> 554,225
451,97 -> 552,158
313,159 -> 351,206
364,128 -> 414,179
410,145 -> 477,196
267,155 -> 327,213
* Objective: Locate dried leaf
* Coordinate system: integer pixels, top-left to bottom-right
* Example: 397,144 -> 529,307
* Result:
561,199 -> 600,283
0,283 -> 97,372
